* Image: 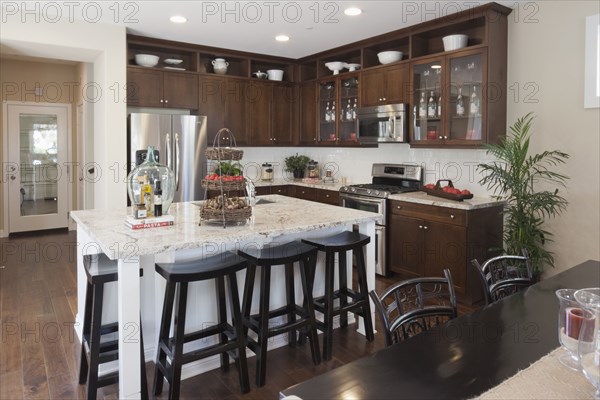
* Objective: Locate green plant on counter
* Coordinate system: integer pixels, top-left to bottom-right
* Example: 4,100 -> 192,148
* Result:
214,161 -> 242,176
284,153 -> 310,179
477,112 -> 569,275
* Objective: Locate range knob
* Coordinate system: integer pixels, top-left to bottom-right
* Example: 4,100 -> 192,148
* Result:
342,187 -> 348,192
367,190 -> 372,195
350,187 -> 356,192
375,190 -> 380,196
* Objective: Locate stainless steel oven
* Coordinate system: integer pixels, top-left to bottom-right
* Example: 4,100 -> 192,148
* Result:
340,193 -> 386,276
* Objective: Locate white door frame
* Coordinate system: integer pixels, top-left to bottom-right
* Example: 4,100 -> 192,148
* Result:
2,101 -> 72,236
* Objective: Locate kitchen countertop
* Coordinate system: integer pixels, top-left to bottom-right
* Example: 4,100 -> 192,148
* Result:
389,191 -> 504,210
70,194 -> 381,259
252,178 -> 342,191
252,179 -> 503,210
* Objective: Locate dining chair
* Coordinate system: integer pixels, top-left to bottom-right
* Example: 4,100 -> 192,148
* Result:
369,269 -> 457,347
471,250 -> 533,305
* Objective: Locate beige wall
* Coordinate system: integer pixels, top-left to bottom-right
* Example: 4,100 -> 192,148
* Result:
0,58 -> 78,232
507,1 -> 600,276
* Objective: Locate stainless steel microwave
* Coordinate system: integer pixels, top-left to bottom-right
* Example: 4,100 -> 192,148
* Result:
356,104 -> 407,143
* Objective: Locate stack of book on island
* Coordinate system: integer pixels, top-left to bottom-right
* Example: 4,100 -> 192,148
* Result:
124,215 -> 174,230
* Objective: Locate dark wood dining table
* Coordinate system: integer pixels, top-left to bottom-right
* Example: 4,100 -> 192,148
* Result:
280,260 -> 600,399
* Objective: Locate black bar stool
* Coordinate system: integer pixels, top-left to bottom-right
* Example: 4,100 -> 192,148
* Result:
78,253 -> 148,400
302,231 -> 375,361
153,252 -> 250,399
238,241 -> 321,387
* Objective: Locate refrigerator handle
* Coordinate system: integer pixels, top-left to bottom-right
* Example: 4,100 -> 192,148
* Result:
165,133 -> 172,170
175,132 -> 180,191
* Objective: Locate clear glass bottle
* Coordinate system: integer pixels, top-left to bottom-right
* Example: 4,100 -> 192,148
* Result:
352,98 -> 358,120
331,101 -> 336,122
127,145 -> 175,215
470,86 -> 480,116
419,92 -> 427,118
456,87 -> 465,117
427,91 -> 437,118
437,95 -> 442,118
325,102 -> 331,122
346,99 -> 353,121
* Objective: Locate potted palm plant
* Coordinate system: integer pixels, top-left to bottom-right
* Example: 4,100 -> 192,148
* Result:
477,113 -> 569,276
284,153 -> 311,179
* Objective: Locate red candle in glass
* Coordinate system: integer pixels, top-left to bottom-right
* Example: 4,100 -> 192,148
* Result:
565,307 -> 584,339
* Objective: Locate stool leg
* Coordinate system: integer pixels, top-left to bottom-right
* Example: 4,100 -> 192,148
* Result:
338,250 -> 349,328
285,262 -> 297,347
153,281 -> 176,395
300,253 -> 321,365
78,280 -> 93,384
322,251 -> 335,361
241,263 -> 256,337
256,265 -> 271,387
227,271 -> 250,393
169,282 -> 189,400
356,247 -> 374,342
216,275 -> 229,372
86,281 -> 105,400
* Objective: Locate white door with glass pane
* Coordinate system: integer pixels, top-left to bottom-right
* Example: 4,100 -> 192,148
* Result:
5,103 -> 70,233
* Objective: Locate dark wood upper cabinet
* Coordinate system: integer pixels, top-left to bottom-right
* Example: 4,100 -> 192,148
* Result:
127,68 -> 198,109
298,81 -> 318,145
127,2 -> 511,147
272,83 -> 297,146
361,64 -> 409,107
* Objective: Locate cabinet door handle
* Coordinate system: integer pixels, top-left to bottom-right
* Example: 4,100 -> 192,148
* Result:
450,214 -> 455,219
438,136 -> 443,139
423,226 -> 428,230
382,97 -> 387,101
444,136 -> 448,140
160,99 -> 164,103
165,99 -> 169,104
418,225 -> 423,229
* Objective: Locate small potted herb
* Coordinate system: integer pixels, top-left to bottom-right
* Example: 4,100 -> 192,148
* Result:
284,153 -> 310,179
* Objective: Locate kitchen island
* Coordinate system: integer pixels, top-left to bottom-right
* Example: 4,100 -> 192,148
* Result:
70,195 -> 381,399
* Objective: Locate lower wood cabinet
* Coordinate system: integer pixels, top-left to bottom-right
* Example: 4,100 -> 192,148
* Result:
388,200 -> 502,305
255,185 -> 291,196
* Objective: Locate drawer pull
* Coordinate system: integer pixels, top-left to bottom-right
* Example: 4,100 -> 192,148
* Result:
325,194 -> 330,198
396,205 -> 402,209
450,214 -> 455,219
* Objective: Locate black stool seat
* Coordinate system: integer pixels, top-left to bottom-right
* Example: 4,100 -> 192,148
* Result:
78,253 -> 148,400
301,231 -> 375,361
238,241 -> 321,387
153,252 -> 250,399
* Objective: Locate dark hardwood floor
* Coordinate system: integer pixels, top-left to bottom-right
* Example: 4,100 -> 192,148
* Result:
0,230 -> 475,399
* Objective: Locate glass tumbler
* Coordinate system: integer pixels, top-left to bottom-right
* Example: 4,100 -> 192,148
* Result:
556,289 -> 585,370
575,288 -> 600,400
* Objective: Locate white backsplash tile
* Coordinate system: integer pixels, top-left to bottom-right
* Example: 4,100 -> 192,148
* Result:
239,146 -> 498,196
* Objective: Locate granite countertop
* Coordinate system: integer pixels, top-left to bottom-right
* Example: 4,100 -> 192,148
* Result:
252,178 -> 343,191
388,191 -> 504,210
70,195 -> 381,259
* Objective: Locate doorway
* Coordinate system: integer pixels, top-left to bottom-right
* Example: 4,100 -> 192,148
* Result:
4,102 -> 71,233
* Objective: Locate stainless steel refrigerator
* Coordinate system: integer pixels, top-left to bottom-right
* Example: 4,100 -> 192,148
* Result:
128,113 -> 207,203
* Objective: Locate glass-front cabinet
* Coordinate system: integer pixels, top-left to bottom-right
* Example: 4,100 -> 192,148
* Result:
410,49 -> 487,147
412,58 -> 443,144
318,75 -> 359,144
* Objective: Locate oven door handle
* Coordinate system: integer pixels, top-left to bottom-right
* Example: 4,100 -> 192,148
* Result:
340,194 -> 385,208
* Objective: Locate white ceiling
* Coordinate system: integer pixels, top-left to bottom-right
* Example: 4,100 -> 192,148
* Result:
70,0 -> 516,59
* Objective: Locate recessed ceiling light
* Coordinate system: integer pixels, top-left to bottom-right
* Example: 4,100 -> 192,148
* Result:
344,7 -> 362,16
170,15 -> 187,23
276,35 -> 290,42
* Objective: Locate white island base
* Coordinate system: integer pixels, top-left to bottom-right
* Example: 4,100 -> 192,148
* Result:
71,195 -> 380,398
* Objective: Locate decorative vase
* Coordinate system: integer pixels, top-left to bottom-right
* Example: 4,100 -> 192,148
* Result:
127,146 -> 175,215
293,169 -> 304,179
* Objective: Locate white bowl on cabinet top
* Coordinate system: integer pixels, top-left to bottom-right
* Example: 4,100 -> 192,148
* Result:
377,51 -> 403,64
442,34 -> 469,51
325,61 -> 345,75
135,54 -> 159,67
